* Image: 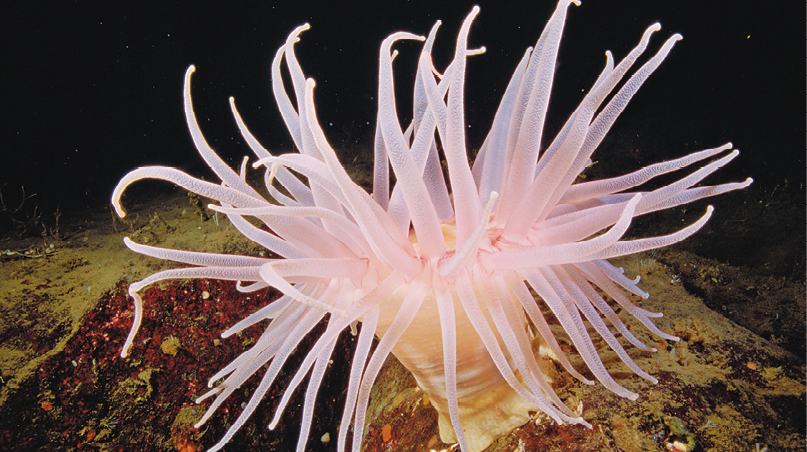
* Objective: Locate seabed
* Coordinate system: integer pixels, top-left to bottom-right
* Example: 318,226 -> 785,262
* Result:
0,150 -> 803,452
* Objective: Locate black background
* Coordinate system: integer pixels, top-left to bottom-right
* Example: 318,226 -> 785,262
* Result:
3,0 -> 802,232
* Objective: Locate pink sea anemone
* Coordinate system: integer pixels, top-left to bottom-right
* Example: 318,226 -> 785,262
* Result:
111,1 -> 751,451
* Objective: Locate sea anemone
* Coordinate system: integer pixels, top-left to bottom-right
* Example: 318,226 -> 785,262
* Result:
111,1 -> 751,451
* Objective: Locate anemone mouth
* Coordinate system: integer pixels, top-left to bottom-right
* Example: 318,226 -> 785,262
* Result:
409,222 -> 458,258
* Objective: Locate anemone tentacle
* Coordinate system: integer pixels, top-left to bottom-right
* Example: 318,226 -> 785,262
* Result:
111,2 -> 750,451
